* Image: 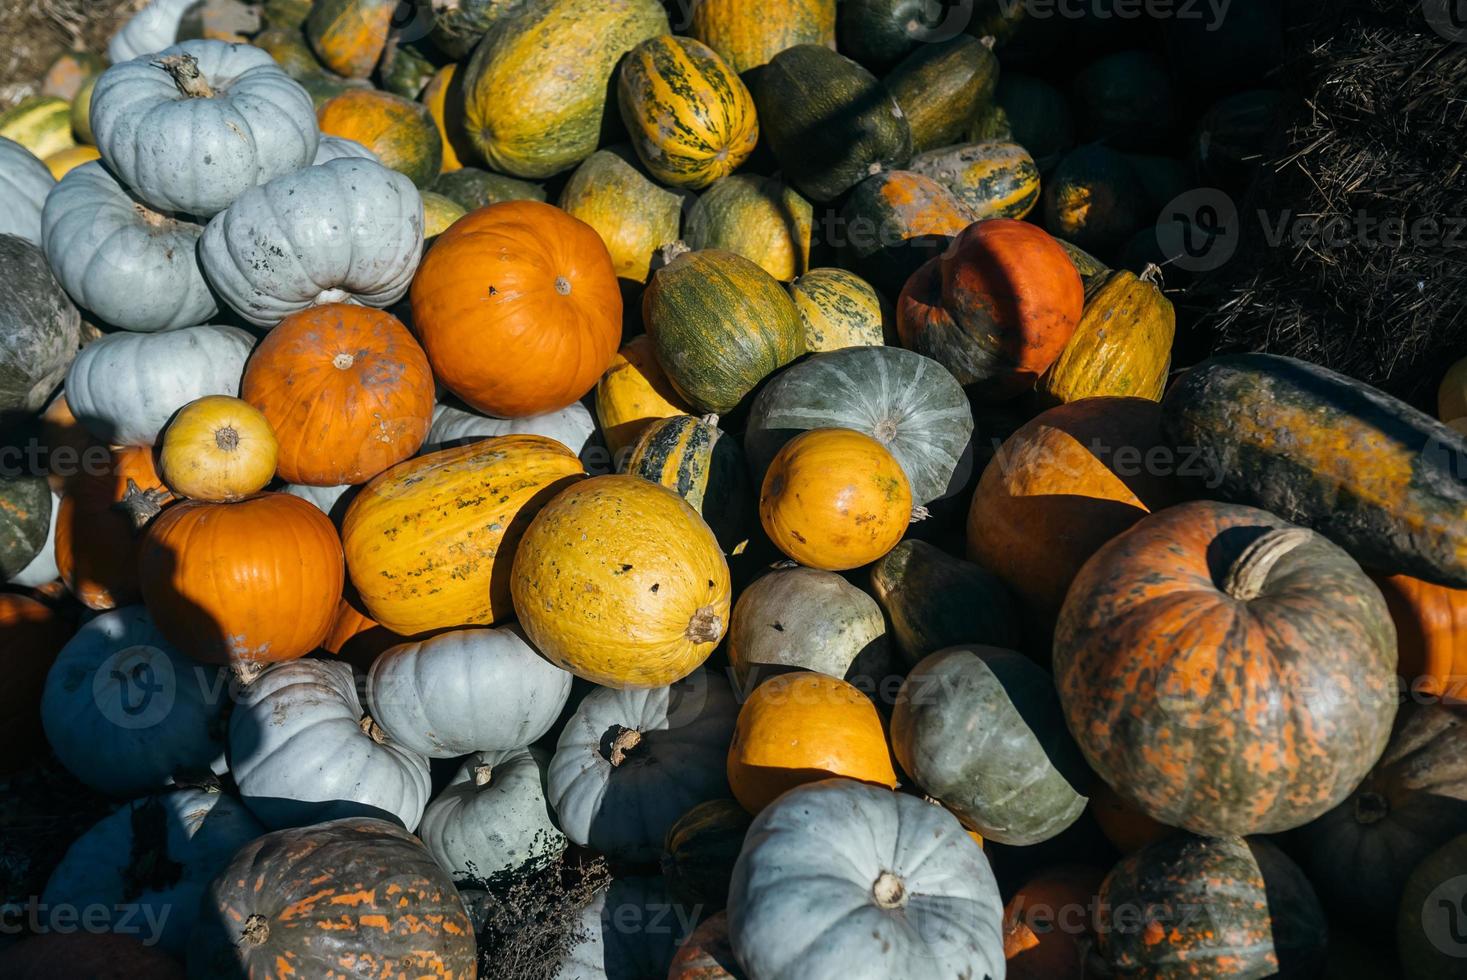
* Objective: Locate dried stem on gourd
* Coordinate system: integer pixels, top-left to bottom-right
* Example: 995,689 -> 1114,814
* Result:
650,240 -> 692,275
1222,527 -> 1313,601
871,870 -> 907,909
1140,263 -> 1165,286
231,659 -> 265,685
359,714 -> 388,744
685,605 -> 722,645
115,478 -> 173,531
154,53 -> 215,99
473,764 -> 494,788
607,726 -> 642,767
215,425 -> 240,452
241,913 -> 270,947
909,505 -> 931,523
979,35 -> 997,50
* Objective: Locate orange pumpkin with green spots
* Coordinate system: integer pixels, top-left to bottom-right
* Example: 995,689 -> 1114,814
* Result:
305,0 -> 394,79
1373,572 -> 1467,703
1054,499 -> 1398,837
317,88 -> 443,187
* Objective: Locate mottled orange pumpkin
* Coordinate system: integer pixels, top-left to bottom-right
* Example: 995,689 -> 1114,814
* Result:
1374,572 -> 1467,703
56,446 -> 171,610
726,671 -> 898,813
897,218 -> 1084,400
241,304 -> 434,487
410,200 -> 623,418
139,493 -> 344,670
317,88 -> 443,187
0,593 -> 73,774
595,334 -> 693,457
759,427 -> 912,571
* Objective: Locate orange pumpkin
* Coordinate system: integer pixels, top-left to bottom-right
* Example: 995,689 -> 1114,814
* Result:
759,427 -> 912,571
1003,866 -> 1107,980
594,334 -> 693,457
0,593 -> 73,774
727,671 -> 898,813
241,304 -> 434,487
1374,572 -> 1467,703
897,218 -> 1084,400
139,493 -> 344,670
1089,778 -> 1174,855
410,200 -> 623,418
55,446 -> 171,610
40,392 -> 101,494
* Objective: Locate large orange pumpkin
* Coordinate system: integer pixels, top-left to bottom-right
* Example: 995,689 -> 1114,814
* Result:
897,218 -> 1083,400
967,397 -> 1176,627
139,493 -> 344,670
726,671 -> 898,813
0,593 -> 73,774
55,445 -> 171,610
241,304 -> 434,487
410,200 -> 622,418
759,427 -> 912,571
1374,572 -> 1467,703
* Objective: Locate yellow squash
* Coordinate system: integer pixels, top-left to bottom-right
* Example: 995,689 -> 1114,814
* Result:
0,96 -> 74,159
1035,267 -> 1176,405
559,148 -> 686,283
788,268 -> 888,351
43,144 -> 100,180
420,63 -> 472,173
595,335 -> 693,457
689,0 -> 836,73
159,396 -> 278,502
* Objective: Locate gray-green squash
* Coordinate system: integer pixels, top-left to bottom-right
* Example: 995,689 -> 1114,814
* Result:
0,473 -> 50,580
869,540 -> 1021,664
884,35 -> 999,154
0,234 -> 80,415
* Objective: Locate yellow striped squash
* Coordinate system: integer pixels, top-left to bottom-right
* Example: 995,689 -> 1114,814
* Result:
788,268 -> 888,352
624,413 -> 753,554
616,35 -> 758,190
1035,268 -> 1175,405
909,140 -> 1041,221
595,334 -> 693,458
0,97 -> 74,160
689,0 -> 835,74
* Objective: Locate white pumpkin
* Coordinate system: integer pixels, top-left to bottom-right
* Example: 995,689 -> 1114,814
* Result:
42,786 -> 264,953
425,400 -> 597,456
200,158 -> 423,327
0,136 -> 54,245
64,324 -> 256,447
42,161 -> 217,332
92,39 -> 319,217
41,605 -> 229,797
552,876 -> 696,980
313,135 -> 380,165
7,490 -> 58,587
368,626 -> 572,758
229,658 -> 431,830
282,482 -> 354,521
107,0 -> 194,63
417,747 -> 566,884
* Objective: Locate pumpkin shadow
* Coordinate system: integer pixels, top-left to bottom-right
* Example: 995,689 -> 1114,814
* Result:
486,472 -> 586,624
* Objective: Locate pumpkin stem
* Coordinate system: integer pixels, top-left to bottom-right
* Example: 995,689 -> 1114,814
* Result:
359,714 -> 388,744
651,240 -> 692,274
1221,527 -> 1314,601
685,605 -> 722,645
332,352 -> 355,370
873,418 -> 899,444
606,725 -> 642,767
241,913 -> 270,947
1354,789 -> 1390,825
154,53 -> 215,99
114,478 -> 173,531
979,34 -> 997,50
700,414 -> 721,428
1003,919 -> 1041,958
909,505 -> 931,523
231,659 -> 265,685
1140,262 -> 1165,286
871,870 -> 907,909
473,764 -> 493,788
215,425 -> 240,452
554,276 -> 572,296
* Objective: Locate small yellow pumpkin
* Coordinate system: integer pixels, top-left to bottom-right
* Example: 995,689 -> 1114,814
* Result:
1035,267 -> 1176,405
159,396 -> 279,502
43,144 -> 100,180
789,268 -> 888,352
595,335 -> 693,458
759,427 -> 912,571
511,474 -> 731,689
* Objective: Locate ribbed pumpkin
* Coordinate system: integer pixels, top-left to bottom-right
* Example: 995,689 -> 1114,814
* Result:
727,671 -> 898,813
596,334 -> 694,457
419,64 -> 472,173
1374,573 -> 1467,702
140,492 -> 344,669
909,141 -> 1041,221
788,268 -> 886,351
559,148 -> 686,283
305,0 -> 394,78
642,245 -> 805,414
0,593 -> 73,774
617,35 -> 758,190
897,218 -> 1084,400
317,88 -> 442,187
662,800 -> 754,911
967,397 -> 1175,624
884,35 -> 999,154
55,446 -> 169,611
1035,268 -> 1175,405
342,435 -> 585,635
689,0 -> 835,73
460,0 -> 669,177
511,474 -> 731,689
241,304 -> 434,487
1056,501 -> 1398,837
159,396 -> 278,503
838,170 -> 974,296
625,414 -> 753,555
684,175 -> 813,282
411,200 -> 622,418
760,428 -> 912,571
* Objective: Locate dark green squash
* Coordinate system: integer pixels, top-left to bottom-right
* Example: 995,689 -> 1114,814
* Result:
1072,49 -> 1177,150
884,35 -> 998,154
297,72 -> 371,111
1398,832 -> 1467,978
624,413 -> 753,555
1193,89 -> 1293,191
870,540 -> 1020,664
1043,144 -> 1147,258
909,140 -> 1040,221
376,36 -> 442,99
431,0 -> 518,59
253,26 -> 328,81
749,44 -> 912,203
836,0 -> 943,74
837,170 -> 974,298
1099,836 -> 1327,979
642,244 -> 805,414
1294,702 -> 1467,928
428,167 -> 546,211
1162,353 -> 1467,587
966,102 -> 1012,142
993,73 -> 1073,173
661,799 -> 753,912
0,472 -> 49,580
0,235 -> 79,416
891,647 -> 1089,845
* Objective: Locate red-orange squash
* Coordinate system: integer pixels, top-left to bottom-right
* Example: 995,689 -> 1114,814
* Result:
139,493 -> 344,670
0,593 -> 73,775
1374,573 -> 1467,703
55,446 -> 171,610
410,200 -> 622,418
897,218 -> 1084,400
241,303 -> 434,487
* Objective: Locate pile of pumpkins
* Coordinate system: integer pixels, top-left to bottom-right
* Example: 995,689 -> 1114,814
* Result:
0,0 -> 1464,978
